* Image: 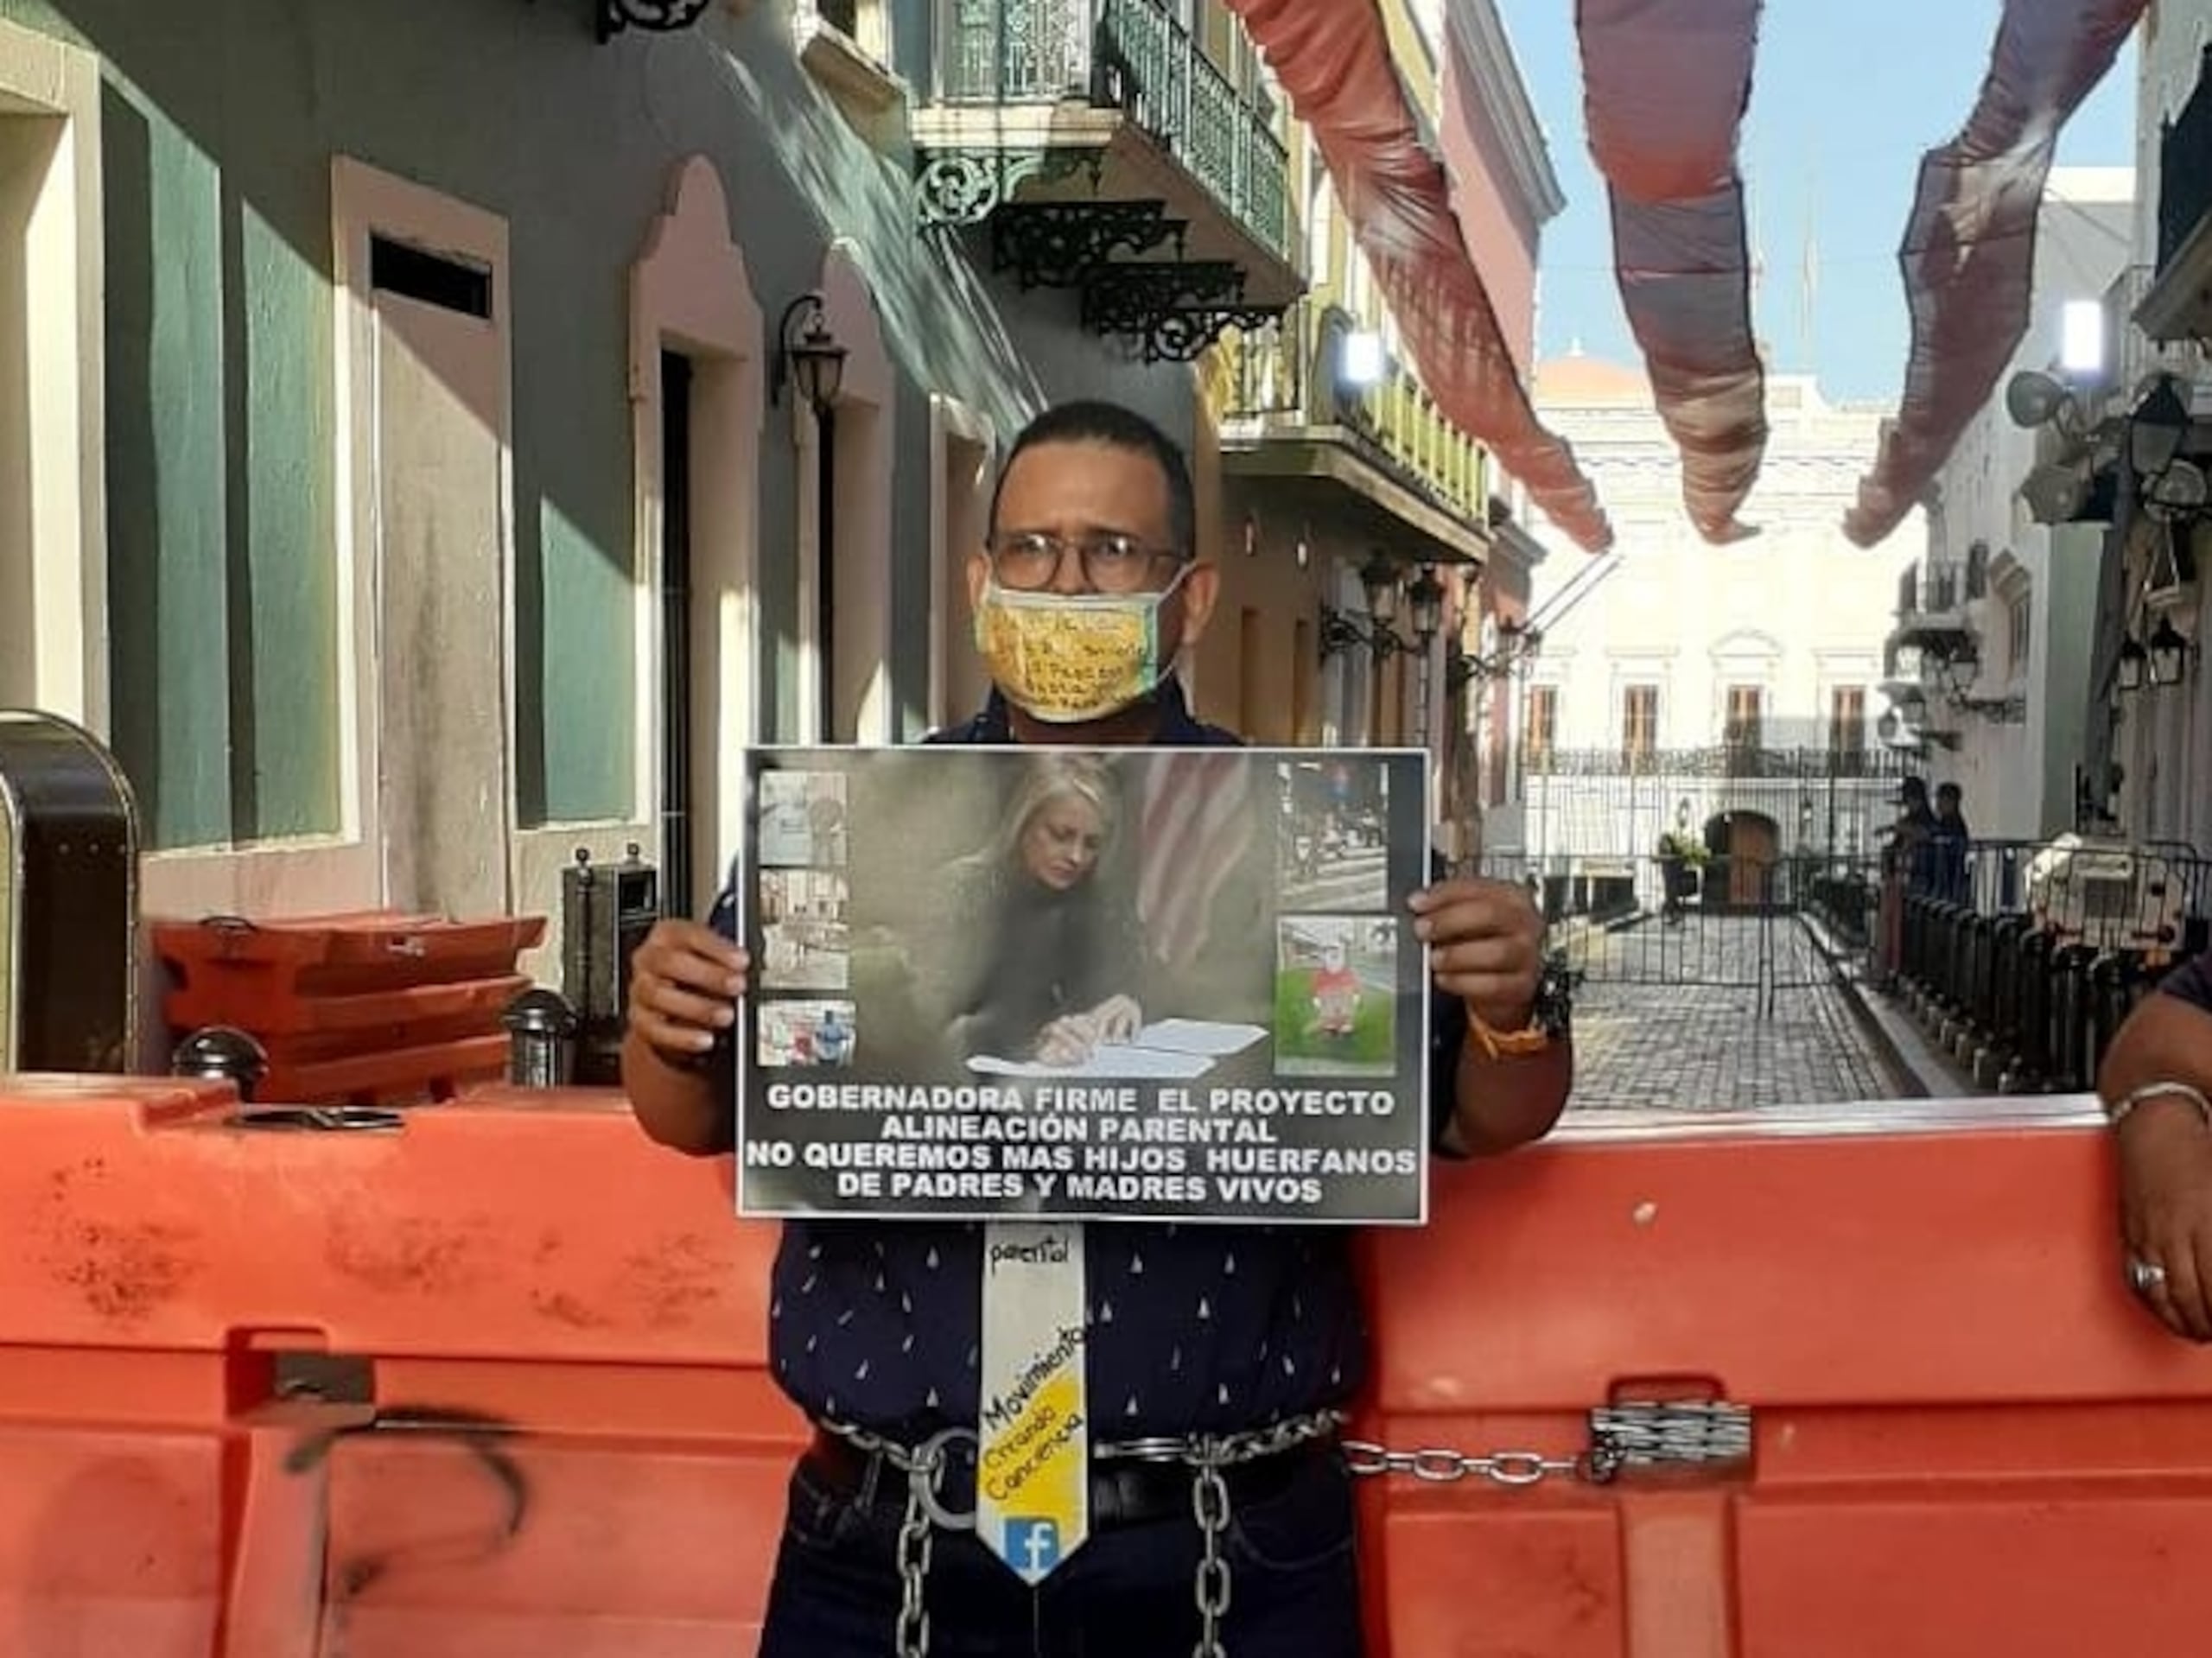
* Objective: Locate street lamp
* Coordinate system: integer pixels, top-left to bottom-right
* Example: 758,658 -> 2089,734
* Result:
776,293 -> 848,739
775,292 -> 847,412
1405,563 -> 1446,646
2148,615 -> 2195,687
1357,553 -> 1400,626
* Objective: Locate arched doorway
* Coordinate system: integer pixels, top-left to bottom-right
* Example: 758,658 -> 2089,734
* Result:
1703,810 -> 1780,907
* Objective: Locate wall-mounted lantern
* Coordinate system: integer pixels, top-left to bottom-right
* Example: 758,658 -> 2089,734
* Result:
2148,615 -> 2196,688
774,292 -> 848,414
2116,632 -> 2149,695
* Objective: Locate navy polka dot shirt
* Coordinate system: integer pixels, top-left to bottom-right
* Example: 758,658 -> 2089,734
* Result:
707,684 -> 1467,1439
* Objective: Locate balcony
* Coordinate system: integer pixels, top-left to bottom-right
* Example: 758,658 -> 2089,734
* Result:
1213,302 -> 1490,560
912,0 -> 1300,360
2138,43 -> 2212,344
1888,554 -> 1980,660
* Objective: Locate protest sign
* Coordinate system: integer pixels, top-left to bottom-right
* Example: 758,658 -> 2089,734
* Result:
734,745 -> 1432,1224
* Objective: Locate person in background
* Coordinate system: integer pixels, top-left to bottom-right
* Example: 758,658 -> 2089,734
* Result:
2101,945 -> 2212,1344
1930,781 -> 1970,905
619,398 -> 1573,1658
1875,777 -> 1937,985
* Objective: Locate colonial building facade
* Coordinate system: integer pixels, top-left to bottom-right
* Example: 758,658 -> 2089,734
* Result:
1516,356 -> 1916,884
0,0 -> 1563,1044
1886,168 -> 2134,842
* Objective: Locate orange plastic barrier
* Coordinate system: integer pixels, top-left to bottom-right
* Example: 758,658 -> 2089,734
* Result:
151,912 -> 546,1106
2,1080 -> 2210,1655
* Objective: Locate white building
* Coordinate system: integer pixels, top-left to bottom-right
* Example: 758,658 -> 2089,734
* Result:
2103,3 -> 2212,853
1895,168 -> 2135,842
1513,355 -> 1916,879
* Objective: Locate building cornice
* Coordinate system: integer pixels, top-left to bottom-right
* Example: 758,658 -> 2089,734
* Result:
1447,0 -> 1566,226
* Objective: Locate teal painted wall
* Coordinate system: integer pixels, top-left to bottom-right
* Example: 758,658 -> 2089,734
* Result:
13,0 -> 1201,852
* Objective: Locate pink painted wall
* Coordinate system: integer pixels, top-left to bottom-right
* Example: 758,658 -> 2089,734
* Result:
1439,33 -> 1542,374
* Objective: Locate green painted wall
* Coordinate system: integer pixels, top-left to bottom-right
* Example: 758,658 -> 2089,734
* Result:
14,0 -> 1201,851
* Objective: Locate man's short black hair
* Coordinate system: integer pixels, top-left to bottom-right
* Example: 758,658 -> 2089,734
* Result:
988,399 -> 1198,557
1936,782 -> 1962,803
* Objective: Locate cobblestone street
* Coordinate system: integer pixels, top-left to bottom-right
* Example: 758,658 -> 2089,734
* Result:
1559,914 -> 1901,1112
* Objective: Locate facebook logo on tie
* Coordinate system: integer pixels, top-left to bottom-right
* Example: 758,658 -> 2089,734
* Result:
1005,1516 -> 1061,1578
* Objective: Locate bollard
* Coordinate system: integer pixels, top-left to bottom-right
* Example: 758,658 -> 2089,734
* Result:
2048,943 -> 2099,1092
171,1026 -> 270,1102
503,988 -> 581,1089
2010,927 -> 2055,1091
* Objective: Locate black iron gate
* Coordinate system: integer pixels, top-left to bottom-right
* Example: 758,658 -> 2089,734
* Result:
1479,850 -> 1882,1017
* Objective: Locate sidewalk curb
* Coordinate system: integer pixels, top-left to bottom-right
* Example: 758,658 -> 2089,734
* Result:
1799,913 -> 1973,1100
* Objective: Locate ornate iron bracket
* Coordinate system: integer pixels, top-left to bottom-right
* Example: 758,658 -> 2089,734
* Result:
597,0 -> 715,41
915,149 -> 1109,228
990,202 -> 1187,289
1080,261 -> 1284,363
1319,604 -> 1410,663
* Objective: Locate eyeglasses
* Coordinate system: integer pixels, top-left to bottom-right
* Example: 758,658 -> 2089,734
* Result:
987,530 -> 1185,595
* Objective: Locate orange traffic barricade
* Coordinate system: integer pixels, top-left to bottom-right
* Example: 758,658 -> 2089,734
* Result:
150,912 -> 546,1107
1,1079 -> 2209,1655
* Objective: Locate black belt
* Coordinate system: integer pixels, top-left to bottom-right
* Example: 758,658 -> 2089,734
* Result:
804,1428 -> 1335,1531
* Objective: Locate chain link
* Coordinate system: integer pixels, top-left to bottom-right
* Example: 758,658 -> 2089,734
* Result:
1341,1439 -> 1592,1489
894,1476 -> 932,1658
1341,1401 -> 1754,1492
830,1402 -> 1746,1657
817,1410 -> 1344,1658
1190,1455 -> 1234,1658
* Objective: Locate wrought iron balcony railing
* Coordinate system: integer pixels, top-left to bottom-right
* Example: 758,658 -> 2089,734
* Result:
1217,304 -> 1487,521
1526,745 -> 1910,782
934,0 -> 1290,261
1896,554 -> 1983,619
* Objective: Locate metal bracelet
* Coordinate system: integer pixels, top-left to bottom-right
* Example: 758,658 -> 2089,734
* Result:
2107,1080 -> 2212,1133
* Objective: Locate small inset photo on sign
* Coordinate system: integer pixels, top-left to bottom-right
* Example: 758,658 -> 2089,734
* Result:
1274,759 -> 1389,912
1274,915 -> 1396,1076
758,1000 -> 859,1069
759,770 -> 849,867
758,869 -> 850,991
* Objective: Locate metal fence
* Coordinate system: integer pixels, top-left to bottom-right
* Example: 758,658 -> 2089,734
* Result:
1478,848 -> 1879,1016
1875,837 -> 2212,1093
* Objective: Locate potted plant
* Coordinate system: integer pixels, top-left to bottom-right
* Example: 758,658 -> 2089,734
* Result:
1657,827 -> 1708,919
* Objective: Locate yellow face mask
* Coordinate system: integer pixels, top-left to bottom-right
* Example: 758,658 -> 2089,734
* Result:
974,568 -> 1190,724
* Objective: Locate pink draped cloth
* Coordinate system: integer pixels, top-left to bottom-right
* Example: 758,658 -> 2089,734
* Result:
1224,0 -> 1615,553
1844,0 -> 2149,547
1577,0 -> 1767,543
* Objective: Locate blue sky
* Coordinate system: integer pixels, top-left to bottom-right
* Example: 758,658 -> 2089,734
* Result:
1502,2 -> 2139,401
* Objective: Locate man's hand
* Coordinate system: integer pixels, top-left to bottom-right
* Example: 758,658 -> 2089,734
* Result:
2119,1100 -> 2212,1341
627,919 -> 747,1061
1410,877 -> 1545,1032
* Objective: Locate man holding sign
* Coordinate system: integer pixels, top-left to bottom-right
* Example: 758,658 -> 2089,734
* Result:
623,401 -> 1573,1656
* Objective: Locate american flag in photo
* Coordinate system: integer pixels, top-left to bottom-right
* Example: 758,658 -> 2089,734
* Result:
1135,752 -> 1255,969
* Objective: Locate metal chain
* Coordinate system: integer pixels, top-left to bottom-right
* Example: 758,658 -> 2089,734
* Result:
1341,1401 -> 1755,1491
819,1421 -> 976,1658
1189,1452 -> 1234,1658
817,1410 -> 1345,1658
893,1472 -> 933,1658
1340,1439 -> 1599,1489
